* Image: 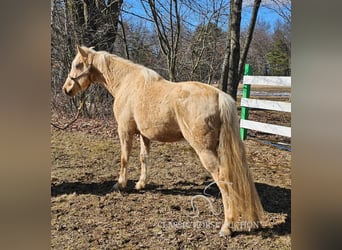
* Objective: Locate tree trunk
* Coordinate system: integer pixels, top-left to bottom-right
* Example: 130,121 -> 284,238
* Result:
106,0 -> 123,52
219,0 -> 232,93
120,16 -> 130,59
220,0 -> 261,101
238,0 -> 261,80
227,0 -> 242,100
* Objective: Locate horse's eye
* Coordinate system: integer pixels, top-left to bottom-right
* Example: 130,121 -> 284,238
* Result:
76,63 -> 83,70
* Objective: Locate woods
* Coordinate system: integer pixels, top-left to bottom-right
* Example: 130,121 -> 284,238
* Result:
51,0 -> 291,117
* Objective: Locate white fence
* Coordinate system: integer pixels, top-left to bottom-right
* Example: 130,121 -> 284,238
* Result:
239,75 -> 291,140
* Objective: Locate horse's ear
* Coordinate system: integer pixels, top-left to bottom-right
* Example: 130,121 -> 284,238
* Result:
76,45 -> 88,59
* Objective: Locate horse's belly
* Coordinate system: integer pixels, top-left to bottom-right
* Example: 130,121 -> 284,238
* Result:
139,122 -> 184,142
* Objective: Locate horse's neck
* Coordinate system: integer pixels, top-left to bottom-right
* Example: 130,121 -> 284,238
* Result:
94,53 -> 130,97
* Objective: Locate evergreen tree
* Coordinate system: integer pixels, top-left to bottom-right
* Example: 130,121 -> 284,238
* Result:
267,39 -> 290,76
267,22 -> 291,76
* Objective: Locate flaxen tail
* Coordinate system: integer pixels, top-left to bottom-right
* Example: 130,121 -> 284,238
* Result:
218,92 -> 263,224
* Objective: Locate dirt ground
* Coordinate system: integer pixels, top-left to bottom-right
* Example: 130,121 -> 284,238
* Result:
51,86 -> 291,249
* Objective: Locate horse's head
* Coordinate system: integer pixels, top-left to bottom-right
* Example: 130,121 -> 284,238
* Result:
62,45 -> 94,96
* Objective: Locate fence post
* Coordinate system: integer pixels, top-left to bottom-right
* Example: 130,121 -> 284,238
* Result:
240,64 -> 252,140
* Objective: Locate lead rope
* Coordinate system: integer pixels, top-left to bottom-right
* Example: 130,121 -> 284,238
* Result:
52,56 -> 94,130
51,93 -> 89,130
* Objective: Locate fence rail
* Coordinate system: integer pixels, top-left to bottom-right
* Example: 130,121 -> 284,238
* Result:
239,64 -> 291,140
242,76 -> 291,87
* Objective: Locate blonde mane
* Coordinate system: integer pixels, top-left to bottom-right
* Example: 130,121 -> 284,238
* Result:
141,67 -> 162,84
82,46 -> 162,84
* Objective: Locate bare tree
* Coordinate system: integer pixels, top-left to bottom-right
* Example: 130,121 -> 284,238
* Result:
143,0 -> 181,81
238,0 -> 262,78
265,0 -> 291,25
189,22 -> 225,83
219,0 -> 241,97
244,20 -> 273,75
51,0 -> 123,118
220,0 -> 261,100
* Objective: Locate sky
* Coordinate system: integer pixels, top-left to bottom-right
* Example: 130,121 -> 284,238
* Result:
242,5 -> 286,31
122,0 -> 290,33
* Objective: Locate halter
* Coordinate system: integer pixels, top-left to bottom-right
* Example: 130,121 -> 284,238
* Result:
68,56 -> 94,88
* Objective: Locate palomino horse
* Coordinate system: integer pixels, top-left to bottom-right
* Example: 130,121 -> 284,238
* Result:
62,46 -> 263,236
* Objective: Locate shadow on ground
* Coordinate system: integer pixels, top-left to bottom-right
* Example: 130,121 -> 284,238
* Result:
51,180 -> 290,236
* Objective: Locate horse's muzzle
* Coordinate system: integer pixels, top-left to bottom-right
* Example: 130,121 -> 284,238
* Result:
63,86 -> 72,96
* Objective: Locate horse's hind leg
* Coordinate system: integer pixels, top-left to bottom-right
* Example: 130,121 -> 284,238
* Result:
196,149 -> 233,236
135,134 -> 150,190
113,128 -> 133,190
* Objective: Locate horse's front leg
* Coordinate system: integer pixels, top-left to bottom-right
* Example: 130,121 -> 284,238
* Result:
113,128 -> 133,191
135,134 -> 150,190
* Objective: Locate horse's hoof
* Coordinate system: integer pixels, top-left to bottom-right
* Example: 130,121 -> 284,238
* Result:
135,181 -> 145,190
111,182 -> 124,192
219,226 -> 232,237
